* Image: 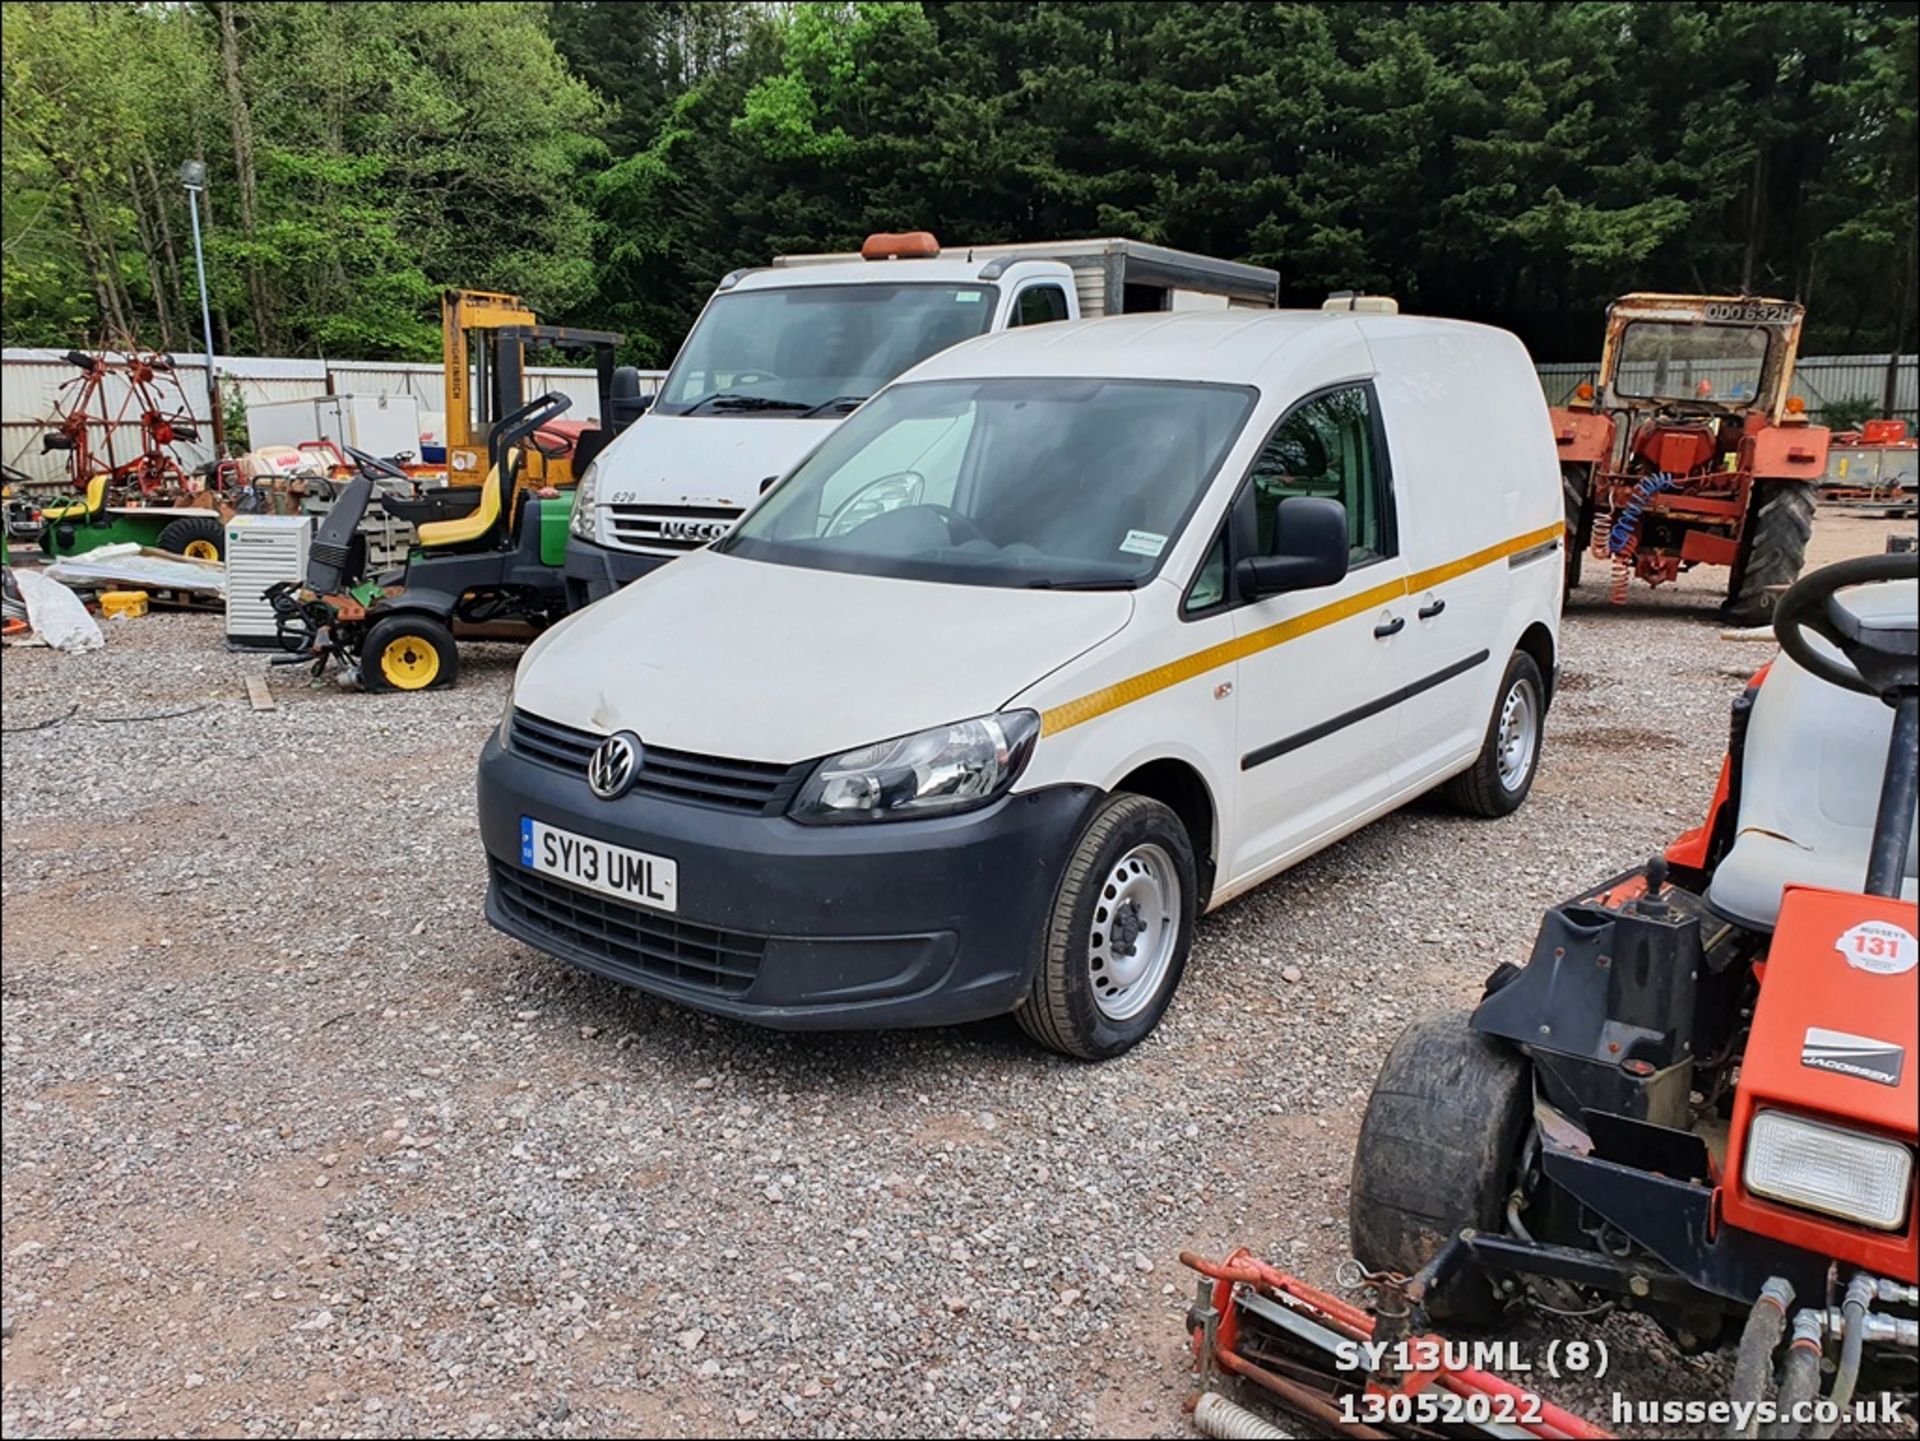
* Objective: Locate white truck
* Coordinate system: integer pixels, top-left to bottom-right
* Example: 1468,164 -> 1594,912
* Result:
561,233 -> 1279,605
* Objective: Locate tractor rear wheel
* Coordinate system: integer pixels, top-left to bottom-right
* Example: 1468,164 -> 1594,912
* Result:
1561,466 -> 1593,598
360,613 -> 459,693
156,515 -> 226,563
1351,1011 -> 1530,1328
1724,480 -> 1815,624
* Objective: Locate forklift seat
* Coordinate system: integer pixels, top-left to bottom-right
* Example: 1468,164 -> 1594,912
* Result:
41,475 -> 109,522
1708,581 -> 1920,928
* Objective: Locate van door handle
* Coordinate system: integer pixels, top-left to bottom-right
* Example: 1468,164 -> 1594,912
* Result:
1418,598 -> 1446,620
1373,616 -> 1405,639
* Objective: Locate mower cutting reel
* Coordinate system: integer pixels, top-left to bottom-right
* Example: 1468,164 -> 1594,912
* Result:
1351,550 -> 1920,1432
1181,1248 -> 1609,1439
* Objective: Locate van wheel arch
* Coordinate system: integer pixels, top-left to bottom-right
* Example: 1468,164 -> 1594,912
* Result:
1112,758 -> 1216,904
1515,622 -> 1556,710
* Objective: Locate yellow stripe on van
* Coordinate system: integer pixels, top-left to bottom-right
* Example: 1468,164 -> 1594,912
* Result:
1038,521 -> 1562,736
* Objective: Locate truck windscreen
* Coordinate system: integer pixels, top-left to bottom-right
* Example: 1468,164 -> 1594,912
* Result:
655,284 -> 999,416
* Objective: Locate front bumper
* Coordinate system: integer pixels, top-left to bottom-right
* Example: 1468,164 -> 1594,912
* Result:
561,534 -> 671,609
477,733 -> 1101,1029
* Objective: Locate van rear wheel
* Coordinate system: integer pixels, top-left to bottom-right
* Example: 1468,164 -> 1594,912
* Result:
1017,793 -> 1196,1060
1443,650 -> 1544,817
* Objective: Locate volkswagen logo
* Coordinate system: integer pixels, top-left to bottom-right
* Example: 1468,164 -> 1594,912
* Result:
587,731 -> 643,799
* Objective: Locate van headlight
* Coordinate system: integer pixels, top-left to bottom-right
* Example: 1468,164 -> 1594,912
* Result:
497,673 -> 517,745
568,459 -> 601,539
1743,1110 -> 1913,1231
789,711 -> 1040,823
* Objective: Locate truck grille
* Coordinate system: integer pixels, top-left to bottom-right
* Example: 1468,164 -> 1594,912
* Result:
491,861 -> 764,995
509,709 -> 808,814
604,504 -> 740,553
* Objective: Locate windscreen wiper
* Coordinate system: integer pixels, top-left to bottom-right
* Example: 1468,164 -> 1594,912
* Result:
1023,576 -> 1139,590
680,392 -> 811,415
797,395 -> 869,418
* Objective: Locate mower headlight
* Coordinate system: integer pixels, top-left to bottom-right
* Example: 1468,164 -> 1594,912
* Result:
568,459 -> 601,540
789,711 -> 1040,824
1744,1110 -> 1913,1231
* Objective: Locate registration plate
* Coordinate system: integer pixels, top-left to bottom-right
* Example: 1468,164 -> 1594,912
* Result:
520,817 -> 678,914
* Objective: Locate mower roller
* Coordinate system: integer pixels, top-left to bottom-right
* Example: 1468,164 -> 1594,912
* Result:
1350,550 -> 1918,1435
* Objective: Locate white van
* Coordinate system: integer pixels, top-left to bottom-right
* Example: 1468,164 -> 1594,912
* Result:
561,235 -> 1280,606
485,306 -> 1563,1058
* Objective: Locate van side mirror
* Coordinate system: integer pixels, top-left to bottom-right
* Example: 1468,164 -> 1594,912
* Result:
1234,496 -> 1349,599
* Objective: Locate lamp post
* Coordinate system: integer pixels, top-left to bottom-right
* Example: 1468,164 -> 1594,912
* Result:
179,159 -> 225,453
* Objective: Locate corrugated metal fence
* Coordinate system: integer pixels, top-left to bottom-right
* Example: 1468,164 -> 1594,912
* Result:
1536,353 -> 1918,422
1,349 -> 664,489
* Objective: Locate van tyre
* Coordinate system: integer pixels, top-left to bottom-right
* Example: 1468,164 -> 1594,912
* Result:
1443,650 -> 1544,817
156,515 -> 226,562
361,613 -> 459,692
1724,480 -> 1815,624
1017,793 -> 1196,1060
1351,1012 -> 1529,1328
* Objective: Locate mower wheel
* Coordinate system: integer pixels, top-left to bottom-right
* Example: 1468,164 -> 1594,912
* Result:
1016,793 -> 1197,1060
1351,1011 -> 1530,1328
156,515 -> 226,562
1442,650 -> 1544,817
361,613 -> 459,693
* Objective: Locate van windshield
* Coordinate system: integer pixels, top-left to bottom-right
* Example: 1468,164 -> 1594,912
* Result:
717,377 -> 1257,589
654,283 -> 999,416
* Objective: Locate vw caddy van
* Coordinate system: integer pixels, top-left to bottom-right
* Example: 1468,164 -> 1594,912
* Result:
482,304 -> 1564,1058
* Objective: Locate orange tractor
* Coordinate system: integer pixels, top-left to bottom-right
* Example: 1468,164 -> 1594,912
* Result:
1554,294 -> 1831,621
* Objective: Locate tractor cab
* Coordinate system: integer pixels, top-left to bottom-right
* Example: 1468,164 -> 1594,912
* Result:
1596,293 -> 1805,424
1553,293 -> 1831,620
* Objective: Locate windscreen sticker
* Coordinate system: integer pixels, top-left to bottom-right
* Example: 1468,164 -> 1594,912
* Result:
1802,1026 -> 1904,1088
953,291 -> 983,303
1119,529 -> 1167,558
1835,920 -> 1917,976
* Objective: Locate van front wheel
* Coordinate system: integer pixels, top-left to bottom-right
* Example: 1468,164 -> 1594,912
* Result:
1017,793 -> 1197,1060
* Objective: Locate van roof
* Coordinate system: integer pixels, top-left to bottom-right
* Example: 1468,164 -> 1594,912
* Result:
900,309 -> 1513,388
727,258 -> 1027,292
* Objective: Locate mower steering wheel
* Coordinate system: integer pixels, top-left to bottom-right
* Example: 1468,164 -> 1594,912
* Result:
1773,551 -> 1919,702
345,445 -> 409,483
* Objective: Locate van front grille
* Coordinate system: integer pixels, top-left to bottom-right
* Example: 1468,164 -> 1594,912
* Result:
604,505 -> 740,553
508,709 -> 808,815
491,861 -> 763,994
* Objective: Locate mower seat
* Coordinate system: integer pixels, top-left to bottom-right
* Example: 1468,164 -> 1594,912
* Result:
1708,581 -> 1920,929
40,475 -> 108,523
416,466 -> 501,548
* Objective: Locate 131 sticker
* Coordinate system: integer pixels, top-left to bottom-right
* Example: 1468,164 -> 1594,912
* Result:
1836,920 -> 1917,976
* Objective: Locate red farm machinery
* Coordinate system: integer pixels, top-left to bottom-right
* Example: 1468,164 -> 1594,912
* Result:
1554,294 -> 1831,622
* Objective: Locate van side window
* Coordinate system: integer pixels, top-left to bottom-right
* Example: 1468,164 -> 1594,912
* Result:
1250,386 -> 1392,564
1185,533 -> 1228,613
1013,285 -> 1071,327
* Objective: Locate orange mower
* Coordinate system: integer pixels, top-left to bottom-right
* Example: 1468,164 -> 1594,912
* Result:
1351,550 -> 1918,1434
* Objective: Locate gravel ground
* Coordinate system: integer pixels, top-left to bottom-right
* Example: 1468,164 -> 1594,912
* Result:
0,512 -> 1904,1439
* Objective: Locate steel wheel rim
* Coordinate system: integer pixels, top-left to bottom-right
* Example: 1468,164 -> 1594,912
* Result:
381,637 -> 439,689
1089,842 -> 1180,1022
184,539 -> 219,561
1496,676 -> 1538,791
